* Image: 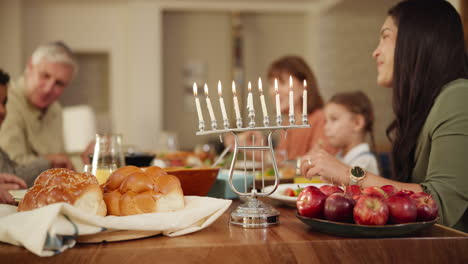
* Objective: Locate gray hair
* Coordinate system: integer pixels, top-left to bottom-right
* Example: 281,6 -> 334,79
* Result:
30,41 -> 78,75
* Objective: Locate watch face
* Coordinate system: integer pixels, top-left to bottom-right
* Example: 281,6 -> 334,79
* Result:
351,166 -> 365,178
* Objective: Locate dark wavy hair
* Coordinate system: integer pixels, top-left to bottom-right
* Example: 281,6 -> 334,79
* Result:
267,55 -> 324,114
387,0 -> 468,181
0,69 -> 9,86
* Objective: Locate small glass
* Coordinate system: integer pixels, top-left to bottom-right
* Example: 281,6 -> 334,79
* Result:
90,133 -> 125,182
84,164 -> 117,185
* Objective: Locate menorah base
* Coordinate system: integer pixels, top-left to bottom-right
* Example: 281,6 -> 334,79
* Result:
230,197 -> 280,228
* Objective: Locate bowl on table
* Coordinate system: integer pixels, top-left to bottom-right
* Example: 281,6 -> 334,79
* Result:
164,167 -> 220,196
88,152 -> 156,168
125,152 -> 156,167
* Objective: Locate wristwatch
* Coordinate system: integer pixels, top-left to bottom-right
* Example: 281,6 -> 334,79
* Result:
349,166 -> 367,186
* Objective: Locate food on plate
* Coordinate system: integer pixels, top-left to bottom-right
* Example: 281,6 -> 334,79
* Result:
297,184 -> 439,226
282,186 -> 304,197
353,195 -> 389,225
324,193 -> 355,223
362,186 -> 387,199
381,185 -> 398,197
410,192 -> 439,222
296,186 -> 327,218
384,192 -> 417,224
344,185 -> 362,201
17,168 -> 107,216
319,185 -> 344,197
103,165 -> 184,216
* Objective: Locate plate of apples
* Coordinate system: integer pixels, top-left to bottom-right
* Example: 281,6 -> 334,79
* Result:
295,185 -> 439,237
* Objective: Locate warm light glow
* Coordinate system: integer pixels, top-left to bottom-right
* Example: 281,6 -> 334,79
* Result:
258,77 -> 263,94
218,80 -> 222,96
289,75 -> 293,89
232,81 -> 236,96
204,83 -> 209,96
193,82 -> 198,96
275,78 -> 278,94
248,81 -> 252,92
303,79 -> 307,89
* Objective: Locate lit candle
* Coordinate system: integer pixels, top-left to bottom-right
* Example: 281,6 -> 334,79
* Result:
289,75 -> 294,117
218,80 -> 228,122
193,83 -> 204,122
275,78 -> 281,119
247,81 -> 254,112
303,79 -> 307,117
258,77 -> 268,118
232,81 -> 241,120
204,83 -> 216,122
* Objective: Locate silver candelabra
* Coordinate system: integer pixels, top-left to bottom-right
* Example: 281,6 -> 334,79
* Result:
196,121 -> 309,228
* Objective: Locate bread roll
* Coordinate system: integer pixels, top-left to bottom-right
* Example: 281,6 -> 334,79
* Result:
103,166 -> 184,216
18,168 -> 107,216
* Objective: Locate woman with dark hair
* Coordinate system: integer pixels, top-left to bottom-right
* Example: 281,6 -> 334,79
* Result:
301,0 -> 468,231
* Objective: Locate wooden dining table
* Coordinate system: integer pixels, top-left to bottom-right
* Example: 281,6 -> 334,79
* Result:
1,198 -> 467,264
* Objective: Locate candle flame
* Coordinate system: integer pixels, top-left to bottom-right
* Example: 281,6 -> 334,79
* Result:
248,81 -> 252,92
204,83 -> 209,96
232,81 -> 236,96
258,77 -> 263,93
289,75 -> 293,89
275,78 -> 279,94
193,82 -> 198,96
303,79 -> 307,88
218,80 -> 222,96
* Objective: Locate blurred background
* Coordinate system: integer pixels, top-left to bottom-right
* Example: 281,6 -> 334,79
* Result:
0,0 -> 465,154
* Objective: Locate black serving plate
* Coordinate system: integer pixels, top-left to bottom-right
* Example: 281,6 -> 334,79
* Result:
296,212 -> 438,238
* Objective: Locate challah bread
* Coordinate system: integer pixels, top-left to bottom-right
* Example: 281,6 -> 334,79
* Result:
17,168 -> 107,216
103,166 -> 184,216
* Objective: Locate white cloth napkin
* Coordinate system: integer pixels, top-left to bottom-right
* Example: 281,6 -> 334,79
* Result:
0,196 -> 231,257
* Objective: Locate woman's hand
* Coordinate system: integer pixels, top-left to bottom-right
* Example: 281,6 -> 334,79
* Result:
301,148 -> 350,185
0,173 -> 27,190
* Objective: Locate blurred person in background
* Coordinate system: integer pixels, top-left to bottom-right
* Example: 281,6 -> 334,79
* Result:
0,70 -> 34,198
224,55 -> 337,162
0,42 -> 76,170
323,91 -> 379,175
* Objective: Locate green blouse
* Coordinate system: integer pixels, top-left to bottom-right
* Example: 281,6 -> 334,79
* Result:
413,78 -> 468,232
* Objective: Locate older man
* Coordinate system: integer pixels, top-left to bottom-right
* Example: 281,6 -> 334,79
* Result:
0,42 -> 75,170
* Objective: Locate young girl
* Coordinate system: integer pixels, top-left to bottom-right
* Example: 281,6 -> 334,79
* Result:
324,91 -> 379,175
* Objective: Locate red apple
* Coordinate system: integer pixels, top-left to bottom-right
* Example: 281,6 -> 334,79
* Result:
345,185 -> 362,201
410,192 -> 439,221
395,190 -> 414,197
297,186 -> 327,218
324,193 -> 355,223
319,185 -> 344,197
353,195 -> 389,225
362,186 -> 387,198
384,193 -> 417,224
381,185 -> 398,197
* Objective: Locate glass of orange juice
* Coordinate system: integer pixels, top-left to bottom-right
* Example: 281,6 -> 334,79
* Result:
84,164 -> 117,185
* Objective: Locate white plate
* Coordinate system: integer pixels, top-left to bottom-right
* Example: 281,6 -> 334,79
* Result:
8,189 -> 28,202
263,183 -> 326,207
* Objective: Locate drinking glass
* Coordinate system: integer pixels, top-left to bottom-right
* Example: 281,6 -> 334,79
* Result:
90,133 -> 125,184
84,163 -> 117,185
